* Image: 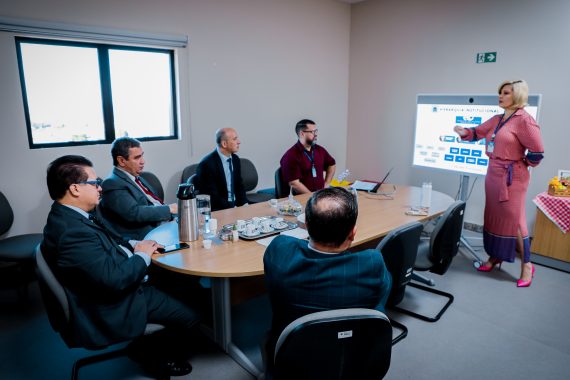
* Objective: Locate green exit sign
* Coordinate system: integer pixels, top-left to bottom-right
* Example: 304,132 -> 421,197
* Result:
476,52 -> 497,63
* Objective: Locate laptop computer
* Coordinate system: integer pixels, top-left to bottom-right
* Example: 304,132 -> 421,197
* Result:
351,167 -> 393,192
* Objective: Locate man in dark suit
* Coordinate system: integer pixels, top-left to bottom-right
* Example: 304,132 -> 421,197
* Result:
99,137 -> 177,240
41,155 -> 198,376
263,187 -> 392,365
195,128 -> 247,211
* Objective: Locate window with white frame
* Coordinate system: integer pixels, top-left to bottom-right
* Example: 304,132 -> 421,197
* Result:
15,37 -> 178,148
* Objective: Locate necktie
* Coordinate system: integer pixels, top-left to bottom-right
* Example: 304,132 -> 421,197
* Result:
135,177 -> 164,204
227,157 -> 235,203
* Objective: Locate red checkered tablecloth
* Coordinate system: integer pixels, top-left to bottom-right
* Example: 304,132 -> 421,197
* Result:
533,192 -> 570,233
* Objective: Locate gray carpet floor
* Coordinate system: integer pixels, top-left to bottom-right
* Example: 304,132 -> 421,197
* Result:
1,235 -> 569,379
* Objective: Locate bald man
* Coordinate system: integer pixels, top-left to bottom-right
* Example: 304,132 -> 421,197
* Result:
194,128 -> 248,211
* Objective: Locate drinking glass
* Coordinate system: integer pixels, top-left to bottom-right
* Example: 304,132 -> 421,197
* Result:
196,194 -> 211,235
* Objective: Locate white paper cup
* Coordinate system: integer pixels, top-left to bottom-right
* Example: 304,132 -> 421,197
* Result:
203,239 -> 212,249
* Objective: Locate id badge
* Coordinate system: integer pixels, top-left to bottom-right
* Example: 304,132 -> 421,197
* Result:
487,142 -> 494,153
311,166 -> 317,178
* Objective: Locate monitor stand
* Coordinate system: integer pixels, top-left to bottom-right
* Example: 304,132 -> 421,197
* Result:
459,174 -> 484,268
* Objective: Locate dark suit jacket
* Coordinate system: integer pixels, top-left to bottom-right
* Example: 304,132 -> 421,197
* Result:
41,202 -> 151,348
99,167 -> 171,240
194,150 -> 247,211
263,235 -> 392,349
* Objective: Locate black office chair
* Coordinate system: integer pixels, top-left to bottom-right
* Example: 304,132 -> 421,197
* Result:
271,308 -> 392,380
34,245 -> 167,380
240,158 -> 274,203
376,221 -> 423,344
0,191 -> 43,301
180,164 -> 198,184
139,171 -> 165,201
274,168 -> 290,199
393,201 -> 466,322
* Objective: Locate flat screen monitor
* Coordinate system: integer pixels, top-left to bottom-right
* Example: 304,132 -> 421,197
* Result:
412,94 -> 541,176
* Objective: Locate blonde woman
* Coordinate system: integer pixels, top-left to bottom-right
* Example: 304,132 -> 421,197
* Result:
454,80 -> 544,287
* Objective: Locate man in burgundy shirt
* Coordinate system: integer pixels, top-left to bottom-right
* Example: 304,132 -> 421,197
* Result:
280,119 -> 336,194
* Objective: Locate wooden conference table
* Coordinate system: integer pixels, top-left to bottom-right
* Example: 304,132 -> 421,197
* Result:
147,185 -> 454,376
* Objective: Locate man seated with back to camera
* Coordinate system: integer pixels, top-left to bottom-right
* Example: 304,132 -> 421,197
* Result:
263,187 -> 392,368
41,155 -> 199,377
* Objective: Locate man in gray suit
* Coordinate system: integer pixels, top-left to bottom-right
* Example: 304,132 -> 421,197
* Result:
42,155 -> 197,376
99,137 -> 177,240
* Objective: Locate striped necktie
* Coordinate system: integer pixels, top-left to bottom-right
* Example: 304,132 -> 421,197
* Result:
135,177 -> 163,204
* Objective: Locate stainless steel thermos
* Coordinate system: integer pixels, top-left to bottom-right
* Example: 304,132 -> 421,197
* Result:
177,183 -> 199,242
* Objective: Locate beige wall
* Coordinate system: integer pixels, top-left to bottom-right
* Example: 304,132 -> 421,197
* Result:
2,0 -> 566,236
0,0 -> 351,236
348,0 -> 568,228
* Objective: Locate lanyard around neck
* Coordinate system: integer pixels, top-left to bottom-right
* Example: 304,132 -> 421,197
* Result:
303,148 -> 315,164
491,111 -> 516,142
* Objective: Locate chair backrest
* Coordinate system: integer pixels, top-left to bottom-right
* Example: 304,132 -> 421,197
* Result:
428,200 -> 466,275
274,168 -> 289,199
0,191 -> 15,235
139,171 -> 164,201
180,164 -> 198,184
240,158 -> 258,192
35,245 -> 71,336
376,221 -> 423,306
273,308 -> 392,380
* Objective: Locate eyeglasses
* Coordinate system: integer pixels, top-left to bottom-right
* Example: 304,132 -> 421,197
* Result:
77,178 -> 103,188
303,129 -> 319,134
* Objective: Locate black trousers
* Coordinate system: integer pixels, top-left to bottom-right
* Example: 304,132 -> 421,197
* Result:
136,285 -> 201,361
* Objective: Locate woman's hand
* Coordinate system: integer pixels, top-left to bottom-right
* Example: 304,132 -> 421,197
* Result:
453,125 -> 468,137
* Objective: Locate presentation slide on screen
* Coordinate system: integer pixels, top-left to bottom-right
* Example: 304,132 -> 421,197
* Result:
412,95 -> 539,176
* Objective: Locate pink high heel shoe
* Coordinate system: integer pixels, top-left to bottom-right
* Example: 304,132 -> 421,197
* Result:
517,264 -> 535,288
477,258 -> 503,272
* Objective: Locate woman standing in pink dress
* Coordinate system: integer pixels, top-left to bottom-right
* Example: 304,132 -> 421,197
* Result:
454,80 -> 544,287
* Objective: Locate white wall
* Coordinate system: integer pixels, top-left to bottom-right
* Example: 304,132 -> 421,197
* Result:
0,0 -> 351,236
347,0 -> 568,229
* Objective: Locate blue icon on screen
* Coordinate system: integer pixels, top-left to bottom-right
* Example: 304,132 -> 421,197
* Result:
477,158 -> 488,166
455,156 -> 465,163
450,147 -> 459,154
471,150 -> 482,157
466,157 -> 476,164
460,148 -> 470,155
455,116 -> 482,125
444,155 -> 454,161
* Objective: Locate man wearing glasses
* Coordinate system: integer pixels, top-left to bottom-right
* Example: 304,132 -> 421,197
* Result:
280,119 -> 336,194
99,137 -> 176,241
41,155 -> 198,377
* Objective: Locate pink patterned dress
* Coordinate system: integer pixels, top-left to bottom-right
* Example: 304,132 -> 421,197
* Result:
462,109 -> 544,262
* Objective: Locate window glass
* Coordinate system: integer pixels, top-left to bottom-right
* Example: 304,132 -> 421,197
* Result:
109,49 -> 174,138
16,38 -> 178,148
19,43 -> 105,144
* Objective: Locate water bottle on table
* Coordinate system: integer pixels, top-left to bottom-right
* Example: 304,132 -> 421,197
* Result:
420,182 -> 432,209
